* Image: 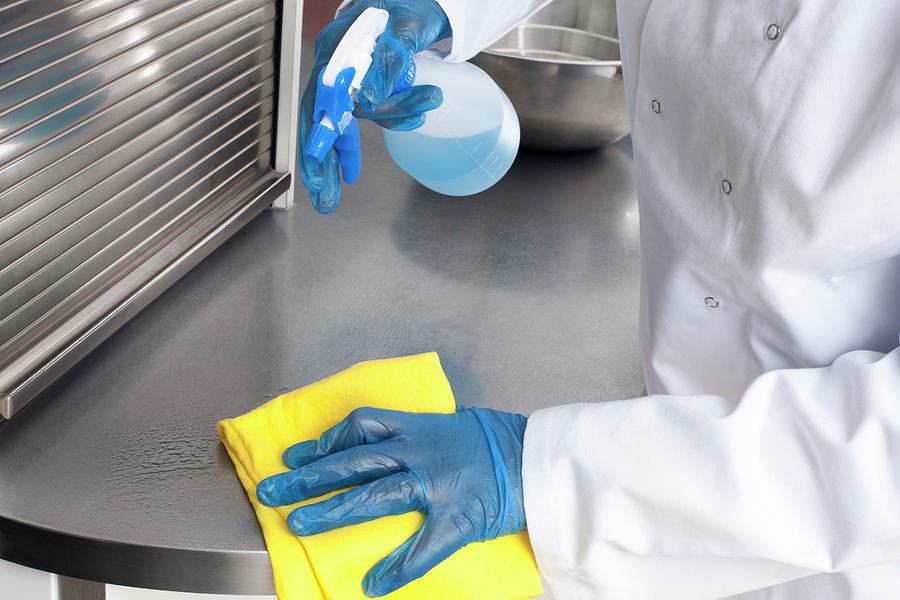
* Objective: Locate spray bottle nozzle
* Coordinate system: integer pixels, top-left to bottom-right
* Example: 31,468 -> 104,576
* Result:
305,124 -> 339,163
302,7 -> 415,189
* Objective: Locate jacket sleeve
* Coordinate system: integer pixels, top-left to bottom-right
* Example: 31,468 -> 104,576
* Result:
432,0 -> 553,61
522,346 -> 900,600
337,0 -> 553,61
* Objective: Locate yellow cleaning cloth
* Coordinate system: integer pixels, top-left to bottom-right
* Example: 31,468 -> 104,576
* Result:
218,352 -> 543,600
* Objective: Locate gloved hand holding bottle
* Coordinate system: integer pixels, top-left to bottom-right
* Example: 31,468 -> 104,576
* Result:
256,406 -> 528,597
300,1 -> 452,214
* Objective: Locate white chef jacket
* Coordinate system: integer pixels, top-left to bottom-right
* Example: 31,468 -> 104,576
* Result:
420,1 -> 900,599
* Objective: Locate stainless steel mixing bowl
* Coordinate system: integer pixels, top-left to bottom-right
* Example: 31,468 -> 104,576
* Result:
471,0 -> 627,151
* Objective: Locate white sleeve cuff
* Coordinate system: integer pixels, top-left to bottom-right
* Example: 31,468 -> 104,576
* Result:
433,0 -> 470,62
522,405 -> 606,600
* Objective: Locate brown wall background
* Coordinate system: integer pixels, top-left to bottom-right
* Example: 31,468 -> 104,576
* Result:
303,0 -> 345,39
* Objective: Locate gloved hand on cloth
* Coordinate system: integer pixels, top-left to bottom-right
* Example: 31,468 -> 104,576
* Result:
257,406 -> 528,597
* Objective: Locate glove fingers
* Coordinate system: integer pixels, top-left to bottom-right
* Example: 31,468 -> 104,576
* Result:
282,407 -> 408,469
258,441 -> 404,506
307,149 -> 342,214
355,84 -> 443,121
362,516 -> 466,597
359,31 -> 414,109
299,71 -> 342,213
286,472 -> 425,536
369,114 -> 426,132
298,78 -> 323,189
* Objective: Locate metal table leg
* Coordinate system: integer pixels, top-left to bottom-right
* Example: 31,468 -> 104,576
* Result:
57,575 -> 105,600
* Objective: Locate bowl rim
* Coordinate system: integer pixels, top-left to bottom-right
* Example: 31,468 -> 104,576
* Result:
481,24 -> 622,66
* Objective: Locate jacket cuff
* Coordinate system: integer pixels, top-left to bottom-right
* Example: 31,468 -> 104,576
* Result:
523,406 -> 591,600
433,0 -> 472,62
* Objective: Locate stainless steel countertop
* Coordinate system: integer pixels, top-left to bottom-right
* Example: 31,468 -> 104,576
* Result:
0,122 -> 643,593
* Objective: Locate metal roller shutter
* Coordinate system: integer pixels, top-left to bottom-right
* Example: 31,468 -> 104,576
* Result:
0,0 -> 299,419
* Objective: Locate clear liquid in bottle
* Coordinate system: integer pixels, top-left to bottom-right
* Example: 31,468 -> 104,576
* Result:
382,53 -> 520,196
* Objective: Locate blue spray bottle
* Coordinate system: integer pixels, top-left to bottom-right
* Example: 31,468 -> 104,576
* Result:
305,7 -> 520,198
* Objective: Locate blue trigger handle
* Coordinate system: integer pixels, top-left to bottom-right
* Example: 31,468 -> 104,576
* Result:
305,66 -> 357,169
335,117 -> 362,183
304,60 -> 416,185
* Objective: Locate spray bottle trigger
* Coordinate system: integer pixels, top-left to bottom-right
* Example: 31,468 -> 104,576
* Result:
335,118 -> 362,184
305,66 -> 358,165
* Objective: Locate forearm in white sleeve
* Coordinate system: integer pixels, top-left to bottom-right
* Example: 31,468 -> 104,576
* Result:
432,0 -> 553,61
522,346 -> 900,600
337,0 -> 553,61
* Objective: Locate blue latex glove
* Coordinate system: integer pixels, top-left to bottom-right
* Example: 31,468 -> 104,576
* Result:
257,407 -> 528,597
301,0 -> 452,214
